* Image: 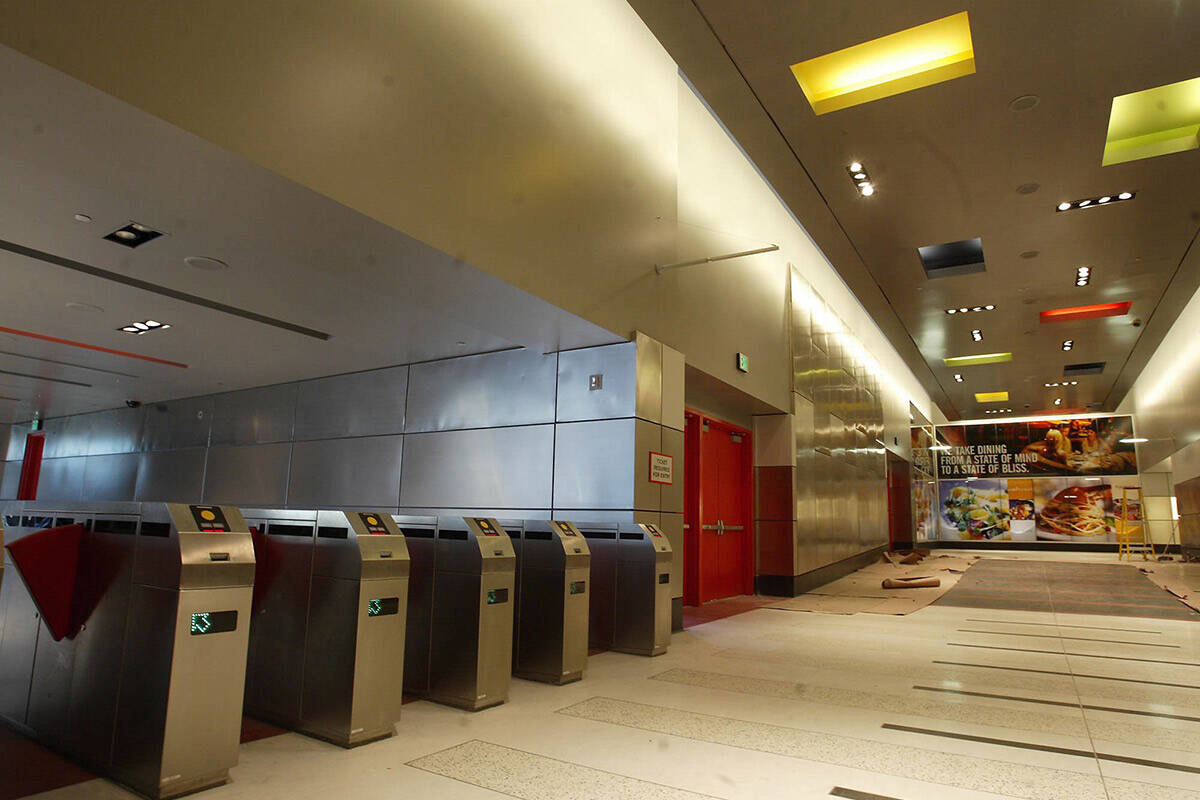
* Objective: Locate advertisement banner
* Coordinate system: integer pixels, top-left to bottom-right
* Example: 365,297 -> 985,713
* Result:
935,416 -> 1137,480
937,476 -> 1142,543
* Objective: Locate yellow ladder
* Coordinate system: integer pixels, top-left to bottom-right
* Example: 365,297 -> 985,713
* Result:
1116,486 -> 1154,560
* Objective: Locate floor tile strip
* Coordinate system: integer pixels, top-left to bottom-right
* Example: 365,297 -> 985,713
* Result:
830,788 -> 905,800
558,696 -> 1109,800
955,629 -> 1179,648
965,618 -> 1163,634
913,685 -> 1200,723
948,642 -> 1200,667
880,723 -> 1200,775
406,739 -> 722,800
933,660 -> 1200,690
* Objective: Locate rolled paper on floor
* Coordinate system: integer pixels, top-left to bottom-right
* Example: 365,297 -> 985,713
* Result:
882,577 -> 941,590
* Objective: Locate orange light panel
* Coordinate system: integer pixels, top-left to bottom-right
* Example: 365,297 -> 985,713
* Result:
0,325 -> 188,368
1039,302 -> 1131,323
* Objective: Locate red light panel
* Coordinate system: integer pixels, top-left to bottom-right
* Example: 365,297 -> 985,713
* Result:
1039,302 -> 1131,323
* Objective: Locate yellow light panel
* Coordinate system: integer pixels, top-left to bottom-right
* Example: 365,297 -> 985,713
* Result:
943,352 -> 1012,367
790,12 -> 975,115
974,391 -> 1009,403
1103,76 -> 1200,165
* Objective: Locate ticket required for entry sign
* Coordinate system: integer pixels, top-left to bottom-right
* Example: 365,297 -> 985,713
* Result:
648,451 -> 674,485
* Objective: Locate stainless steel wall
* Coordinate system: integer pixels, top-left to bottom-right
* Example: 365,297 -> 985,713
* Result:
754,270 -> 895,582
3,338 -> 684,596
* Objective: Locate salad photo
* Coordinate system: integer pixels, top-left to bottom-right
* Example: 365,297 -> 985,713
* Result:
939,480 -> 1011,540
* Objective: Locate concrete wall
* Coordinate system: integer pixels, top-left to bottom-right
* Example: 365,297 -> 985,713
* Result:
0,337 -> 686,600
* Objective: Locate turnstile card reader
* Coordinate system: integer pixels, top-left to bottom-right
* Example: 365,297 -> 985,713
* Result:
511,520 -> 590,684
114,503 -> 255,799
0,502 -> 255,800
397,516 -> 515,710
242,509 -> 409,747
581,522 -> 672,656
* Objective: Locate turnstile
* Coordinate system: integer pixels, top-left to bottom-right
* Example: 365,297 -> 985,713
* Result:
395,516 -> 515,710
511,520 -> 590,684
0,502 -> 254,799
580,521 -> 672,656
241,509 -> 409,746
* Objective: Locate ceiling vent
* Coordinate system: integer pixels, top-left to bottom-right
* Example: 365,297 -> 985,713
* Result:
104,222 -> 163,248
918,237 -> 985,278
1064,362 -> 1105,377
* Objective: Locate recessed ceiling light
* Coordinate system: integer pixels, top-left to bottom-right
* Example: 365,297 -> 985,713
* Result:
144,320 -> 161,328
118,319 -> 172,336
1104,76 -> 1200,165
853,172 -> 866,180
859,183 -> 875,196
184,256 -> 230,271
1056,191 -> 1136,212
1054,397 -> 1062,405
971,329 -> 982,341
790,11 -> 976,115
133,322 -> 149,330
121,326 -> 139,333
73,213 -> 92,223
849,161 -> 863,172
1061,339 -> 1074,351
104,221 -> 164,248
944,352 -> 1013,367
944,304 -> 994,315
1120,437 -> 1149,444
954,373 -> 964,382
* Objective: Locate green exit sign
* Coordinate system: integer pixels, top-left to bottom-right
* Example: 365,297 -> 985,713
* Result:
736,352 -> 750,373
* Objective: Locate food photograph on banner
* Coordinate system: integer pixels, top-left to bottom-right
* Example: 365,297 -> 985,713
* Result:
933,416 -> 1139,543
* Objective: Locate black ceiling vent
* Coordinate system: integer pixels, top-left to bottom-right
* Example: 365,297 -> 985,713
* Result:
1064,361 -> 1105,376
917,237 -> 985,278
104,222 -> 163,248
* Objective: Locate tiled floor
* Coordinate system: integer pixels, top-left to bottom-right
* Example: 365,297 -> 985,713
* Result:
9,553 -> 1200,800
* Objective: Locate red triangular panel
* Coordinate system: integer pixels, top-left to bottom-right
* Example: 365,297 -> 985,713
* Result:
5,524 -> 85,641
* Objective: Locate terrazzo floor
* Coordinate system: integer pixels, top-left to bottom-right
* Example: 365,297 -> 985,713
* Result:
9,553 -> 1200,800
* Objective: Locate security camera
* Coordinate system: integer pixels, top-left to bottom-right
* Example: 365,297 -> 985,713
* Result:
1131,318 -> 1143,327
126,400 -> 142,409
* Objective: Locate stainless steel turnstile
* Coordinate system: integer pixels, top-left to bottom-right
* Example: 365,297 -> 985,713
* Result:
511,520 -> 590,684
579,521 -> 672,656
241,508 -> 409,746
395,515 -> 515,710
0,502 -> 255,799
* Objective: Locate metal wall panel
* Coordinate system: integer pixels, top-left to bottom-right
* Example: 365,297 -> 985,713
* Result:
293,366 -> 407,441
660,426 -> 684,513
634,419 -> 662,512
399,425 -> 553,509
5,423 -> 29,461
35,457 -> 86,500
40,415 -> 89,458
287,435 -> 403,508
210,384 -> 297,446
81,453 -> 139,501
635,332 -> 663,424
141,397 -> 213,451
555,342 -> 636,422
660,345 -> 685,432
85,407 -> 144,455
552,419 -> 635,510
0,425 -> 8,464
0,461 -> 19,499
405,349 -> 556,433
135,448 -> 208,502
203,443 -> 291,506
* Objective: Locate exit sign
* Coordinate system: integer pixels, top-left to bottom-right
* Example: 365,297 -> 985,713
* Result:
736,352 -> 750,373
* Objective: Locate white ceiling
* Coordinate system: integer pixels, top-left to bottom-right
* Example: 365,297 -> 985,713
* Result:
0,47 -> 621,422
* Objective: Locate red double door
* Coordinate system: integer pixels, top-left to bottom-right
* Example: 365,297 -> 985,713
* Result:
684,412 -> 753,605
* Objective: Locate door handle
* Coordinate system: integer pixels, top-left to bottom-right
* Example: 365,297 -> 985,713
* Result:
716,520 -> 725,536
723,525 -> 745,532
